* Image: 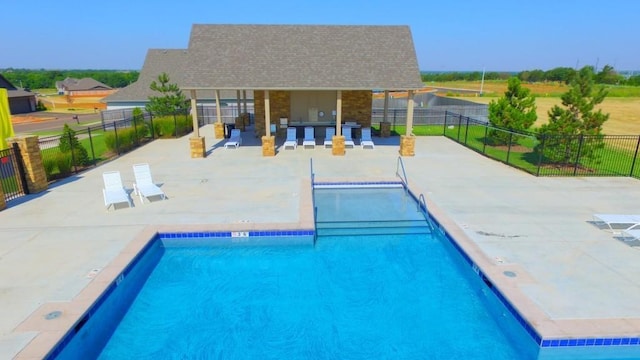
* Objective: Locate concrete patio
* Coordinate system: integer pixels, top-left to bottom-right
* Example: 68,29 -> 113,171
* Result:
1,124 -> 640,358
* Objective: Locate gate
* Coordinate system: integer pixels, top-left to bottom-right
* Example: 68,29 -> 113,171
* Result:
0,143 -> 29,202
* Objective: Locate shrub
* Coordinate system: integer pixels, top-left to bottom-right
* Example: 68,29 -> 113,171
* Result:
104,128 -> 138,153
152,115 -> 193,138
43,157 -> 56,180
55,152 -> 72,176
36,100 -> 47,111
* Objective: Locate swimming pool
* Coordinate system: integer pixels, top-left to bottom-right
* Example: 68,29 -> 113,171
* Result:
45,185 -> 637,359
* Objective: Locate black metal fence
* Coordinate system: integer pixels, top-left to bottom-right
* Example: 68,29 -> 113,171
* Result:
0,144 -> 29,202
39,112 -> 192,181
372,107 -> 488,128
443,111 -> 640,179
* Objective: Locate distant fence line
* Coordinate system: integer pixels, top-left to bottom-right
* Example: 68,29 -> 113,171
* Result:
442,111 -> 640,179
100,105 -> 255,127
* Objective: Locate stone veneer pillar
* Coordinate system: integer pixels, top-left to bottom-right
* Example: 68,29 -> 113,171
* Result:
189,137 -> 206,158
332,136 -> 345,156
380,122 -> 391,137
214,122 -> 224,138
9,136 -> 48,193
399,135 -> 415,156
262,136 -> 275,156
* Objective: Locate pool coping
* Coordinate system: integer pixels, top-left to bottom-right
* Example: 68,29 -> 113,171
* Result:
13,177 -> 640,358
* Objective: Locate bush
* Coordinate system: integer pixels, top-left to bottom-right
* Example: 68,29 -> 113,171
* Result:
43,157 -> 56,180
104,128 -> 138,153
153,115 -> 193,138
36,100 -> 47,111
55,152 -> 72,176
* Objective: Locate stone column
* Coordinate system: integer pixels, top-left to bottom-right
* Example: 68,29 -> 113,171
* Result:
332,136 -> 345,156
9,136 -> 48,193
399,90 -> 416,157
214,90 -> 224,139
189,90 -> 206,158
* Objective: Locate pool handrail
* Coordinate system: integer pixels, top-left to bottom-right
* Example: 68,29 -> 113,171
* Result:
417,193 -> 434,231
396,156 -> 408,194
310,158 -> 317,244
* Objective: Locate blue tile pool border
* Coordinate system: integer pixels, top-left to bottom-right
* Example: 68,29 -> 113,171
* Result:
158,229 -> 315,239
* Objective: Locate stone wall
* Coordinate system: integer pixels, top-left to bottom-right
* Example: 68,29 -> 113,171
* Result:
254,90 -> 291,137
342,90 -> 372,127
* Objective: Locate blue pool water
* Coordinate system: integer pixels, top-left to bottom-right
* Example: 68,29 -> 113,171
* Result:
95,233 -> 534,359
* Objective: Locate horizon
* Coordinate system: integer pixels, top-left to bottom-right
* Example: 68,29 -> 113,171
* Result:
1,0 -> 638,71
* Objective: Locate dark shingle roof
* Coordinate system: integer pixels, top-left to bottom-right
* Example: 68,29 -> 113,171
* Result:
181,24 -> 423,90
103,49 -> 248,102
56,77 -> 112,91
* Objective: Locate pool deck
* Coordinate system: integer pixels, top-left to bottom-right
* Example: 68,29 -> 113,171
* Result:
2,124 -> 640,358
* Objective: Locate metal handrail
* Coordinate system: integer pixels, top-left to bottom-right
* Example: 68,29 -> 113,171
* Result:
310,158 -> 317,244
417,193 -> 434,231
396,156 -> 409,193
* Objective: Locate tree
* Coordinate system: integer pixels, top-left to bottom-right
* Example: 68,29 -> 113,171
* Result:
536,66 -> 609,165
145,73 -> 188,116
487,77 -> 537,145
595,64 -> 622,84
59,124 -> 90,166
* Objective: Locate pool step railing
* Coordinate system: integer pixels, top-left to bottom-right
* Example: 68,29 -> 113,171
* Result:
316,219 -> 432,237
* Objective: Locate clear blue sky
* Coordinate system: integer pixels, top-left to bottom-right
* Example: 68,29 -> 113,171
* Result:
1,0 -> 638,72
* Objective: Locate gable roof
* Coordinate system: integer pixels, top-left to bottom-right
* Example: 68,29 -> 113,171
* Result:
103,49 -> 249,103
56,77 -> 112,91
0,73 -> 35,99
181,24 -> 423,91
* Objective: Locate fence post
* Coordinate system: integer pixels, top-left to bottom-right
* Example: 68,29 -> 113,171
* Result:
630,136 -> 640,177
463,117 -> 470,144
113,121 -> 120,155
133,115 -> 139,147
149,114 -> 155,139
173,114 -> 178,138
536,135 -> 546,176
456,114 -> 462,142
573,135 -> 584,176
393,109 -> 397,132
443,111 -> 448,135
483,125 -> 488,154
68,132 -> 78,174
506,132 -> 513,164
87,127 -> 96,165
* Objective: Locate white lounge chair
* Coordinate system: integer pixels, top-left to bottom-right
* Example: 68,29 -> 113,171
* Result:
342,125 -> 355,148
283,127 -> 298,150
592,214 -> 640,231
360,127 -> 375,149
102,171 -> 132,211
622,224 -> 640,241
224,129 -> 242,149
324,127 -> 335,148
132,163 -> 166,203
303,126 -> 315,149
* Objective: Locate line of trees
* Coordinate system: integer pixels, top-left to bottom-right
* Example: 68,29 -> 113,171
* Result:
0,69 -> 140,90
422,65 -> 640,86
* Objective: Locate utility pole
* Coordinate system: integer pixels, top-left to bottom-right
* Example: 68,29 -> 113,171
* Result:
479,68 -> 485,96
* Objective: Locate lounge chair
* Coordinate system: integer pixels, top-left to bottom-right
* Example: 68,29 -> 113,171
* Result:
342,125 -> 355,148
324,127 -> 335,148
622,224 -> 640,241
303,126 -> 315,149
132,163 -> 166,203
360,127 -> 375,149
102,171 -> 132,210
592,214 -> 640,231
283,127 -> 298,150
224,129 -> 242,149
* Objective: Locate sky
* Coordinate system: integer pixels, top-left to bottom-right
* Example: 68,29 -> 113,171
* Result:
1,0 -> 638,72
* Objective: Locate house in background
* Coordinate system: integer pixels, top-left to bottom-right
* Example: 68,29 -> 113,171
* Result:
0,74 -> 36,114
55,77 -> 115,97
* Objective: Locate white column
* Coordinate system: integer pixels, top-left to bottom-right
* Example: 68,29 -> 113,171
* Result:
190,90 -> 199,137
215,90 -> 221,123
242,90 -> 247,114
383,90 -> 389,123
264,90 -> 271,137
406,90 -> 415,136
336,90 -> 342,136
